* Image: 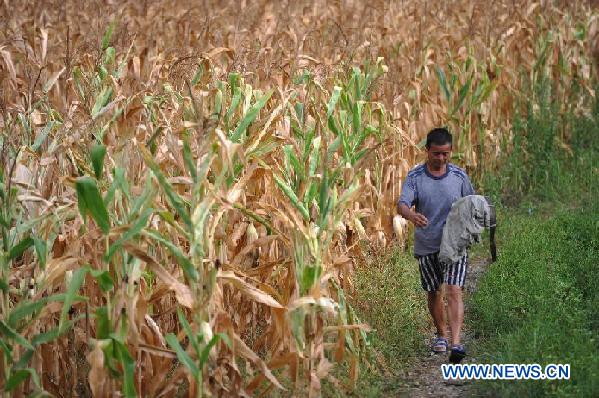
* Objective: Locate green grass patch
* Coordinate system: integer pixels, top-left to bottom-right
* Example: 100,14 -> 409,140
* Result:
469,203 -> 598,397
322,247 -> 429,397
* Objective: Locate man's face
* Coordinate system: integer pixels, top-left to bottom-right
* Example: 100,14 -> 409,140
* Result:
426,143 -> 452,169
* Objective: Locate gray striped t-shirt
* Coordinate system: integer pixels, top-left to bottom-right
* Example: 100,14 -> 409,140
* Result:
398,163 -> 475,257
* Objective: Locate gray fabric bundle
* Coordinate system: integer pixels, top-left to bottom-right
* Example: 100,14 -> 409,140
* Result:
439,195 -> 492,265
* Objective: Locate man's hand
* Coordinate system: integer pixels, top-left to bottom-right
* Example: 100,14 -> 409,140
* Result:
398,203 -> 428,228
410,212 -> 428,228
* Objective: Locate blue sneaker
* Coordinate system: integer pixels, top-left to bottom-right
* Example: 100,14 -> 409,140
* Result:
449,344 -> 466,363
431,336 -> 448,353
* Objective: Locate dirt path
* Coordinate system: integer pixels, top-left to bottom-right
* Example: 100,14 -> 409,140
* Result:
394,257 -> 490,397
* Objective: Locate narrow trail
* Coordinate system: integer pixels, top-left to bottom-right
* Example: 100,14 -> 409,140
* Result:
395,257 -> 490,397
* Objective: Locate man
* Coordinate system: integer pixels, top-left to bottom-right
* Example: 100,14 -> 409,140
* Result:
397,127 -> 475,363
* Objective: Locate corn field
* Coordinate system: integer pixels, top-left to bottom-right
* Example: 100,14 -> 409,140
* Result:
0,0 -> 596,396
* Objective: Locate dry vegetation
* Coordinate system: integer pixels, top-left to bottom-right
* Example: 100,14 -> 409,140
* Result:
0,0 -> 596,396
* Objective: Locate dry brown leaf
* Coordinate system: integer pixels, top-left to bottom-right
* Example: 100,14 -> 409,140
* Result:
233,334 -> 285,391
218,270 -> 283,308
124,243 -> 194,308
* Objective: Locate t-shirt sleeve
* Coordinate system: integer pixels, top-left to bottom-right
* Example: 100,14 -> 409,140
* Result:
461,174 -> 476,196
399,175 -> 417,208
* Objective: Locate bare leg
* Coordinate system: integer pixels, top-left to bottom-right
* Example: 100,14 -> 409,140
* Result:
427,288 -> 447,338
446,285 -> 464,346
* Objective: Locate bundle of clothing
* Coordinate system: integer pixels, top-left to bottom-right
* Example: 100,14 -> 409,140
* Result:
439,195 -> 497,265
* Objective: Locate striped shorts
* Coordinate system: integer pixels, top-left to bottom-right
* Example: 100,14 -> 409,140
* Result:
417,252 -> 468,292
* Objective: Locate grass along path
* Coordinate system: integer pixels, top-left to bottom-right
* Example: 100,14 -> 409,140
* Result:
338,247 -> 493,397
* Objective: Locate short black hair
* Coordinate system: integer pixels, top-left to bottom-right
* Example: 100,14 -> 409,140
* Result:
426,127 -> 452,149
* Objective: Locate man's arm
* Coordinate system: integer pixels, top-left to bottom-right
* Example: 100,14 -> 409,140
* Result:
398,173 -> 428,228
398,202 -> 428,228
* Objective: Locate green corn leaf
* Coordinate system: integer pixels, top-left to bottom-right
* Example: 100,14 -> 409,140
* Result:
18,113 -> 31,136
31,328 -> 59,347
33,237 -> 47,268
242,84 -> 254,113
102,20 -> 116,50
91,86 -> 113,119
103,181 -> 118,209
353,148 -> 370,164
31,315 -> 85,346
103,46 -> 116,66
0,320 -> 34,350
341,128 -> 351,163
213,88 -> 223,119
273,174 -> 309,221
13,348 -> 33,369
0,279 -> 8,292
166,333 -> 199,379
308,136 -> 321,177
104,167 -> 131,206
327,115 -> 341,138
76,177 -> 111,234
294,102 -> 304,125
283,145 -> 304,181
98,65 -> 108,80
303,182 -> 319,210
352,129 -> 369,156
224,87 -> 242,127
351,101 -> 363,136
182,139 -> 197,182
91,144 -> 107,179
327,136 -> 342,161
146,126 -> 163,155
231,203 -> 274,235
129,174 -> 155,219
476,80 -> 499,107
114,340 -> 137,398
90,269 -> 115,292
59,265 -> 89,333
301,266 -> 322,294
191,63 -> 204,86
140,146 -> 192,230
32,120 -> 59,153
72,66 -> 86,100
302,127 -> 315,162
318,170 -> 329,224
470,80 -> 485,107
0,338 -> 11,358
144,229 -> 198,281
230,89 -> 273,142
5,368 -> 40,392
435,66 -> 451,103
228,72 -> 240,92
95,307 -> 111,340
114,167 -> 131,199
176,308 -> 200,356
199,333 -> 230,367
327,86 -> 342,118
450,75 -> 473,116
8,293 -> 83,328
8,237 -> 34,260
533,35 -> 551,72
320,196 -> 332,231
105,207 -> 153,262
449,72 -> 458,90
